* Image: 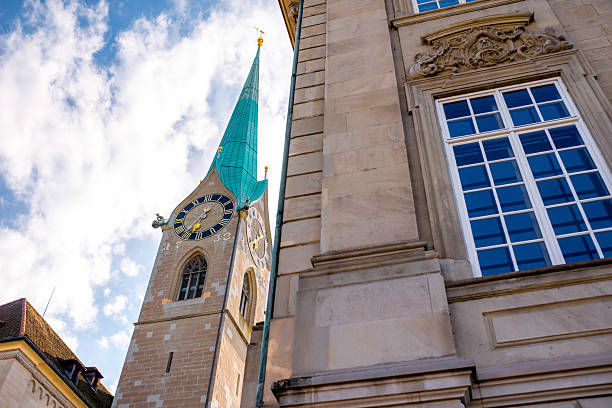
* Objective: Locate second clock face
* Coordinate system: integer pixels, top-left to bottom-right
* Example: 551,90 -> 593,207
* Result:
247,207 -> 269,270
174,194 -> 234,240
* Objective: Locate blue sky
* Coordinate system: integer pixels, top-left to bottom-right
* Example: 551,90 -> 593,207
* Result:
0,0 -> 291,393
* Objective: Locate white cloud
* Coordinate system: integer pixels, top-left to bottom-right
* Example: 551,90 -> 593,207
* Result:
98,336 -> 109,349
0,0 -> 291,337
110,329 -> 131,350
103,295 -> 128,316
119,258 -> 142,277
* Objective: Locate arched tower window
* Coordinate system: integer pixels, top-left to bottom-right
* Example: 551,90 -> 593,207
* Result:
239,273 -> 250,320
177,256 -> 207,301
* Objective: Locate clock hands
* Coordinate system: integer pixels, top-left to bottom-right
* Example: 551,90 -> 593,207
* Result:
188,206 -> 212,232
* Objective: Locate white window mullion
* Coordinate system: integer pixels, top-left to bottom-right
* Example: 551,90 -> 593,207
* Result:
509,131 -> 565,265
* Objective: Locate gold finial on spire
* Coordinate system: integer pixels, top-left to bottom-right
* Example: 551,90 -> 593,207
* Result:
265,165 -> 268,179
254,26 -> 265,46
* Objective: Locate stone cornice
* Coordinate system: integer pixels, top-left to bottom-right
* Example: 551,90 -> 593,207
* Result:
446,258 -> 612,302
272,356 -> 475,405
422,13 -> 533,45
297,240 -> 438,281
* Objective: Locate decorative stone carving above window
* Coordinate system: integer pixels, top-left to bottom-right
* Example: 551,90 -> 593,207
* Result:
408,15 -> 572,80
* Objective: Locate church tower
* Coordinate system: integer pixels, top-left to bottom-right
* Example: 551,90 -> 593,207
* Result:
112,39 -> 271,408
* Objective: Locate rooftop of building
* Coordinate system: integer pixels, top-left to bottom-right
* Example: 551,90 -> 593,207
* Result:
0,298 -> 113,408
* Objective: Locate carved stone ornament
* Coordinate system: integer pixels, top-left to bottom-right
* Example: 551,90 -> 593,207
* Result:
408,25 -> 572,80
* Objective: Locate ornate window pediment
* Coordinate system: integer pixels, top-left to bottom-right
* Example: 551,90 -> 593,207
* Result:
408,14 -> 572,80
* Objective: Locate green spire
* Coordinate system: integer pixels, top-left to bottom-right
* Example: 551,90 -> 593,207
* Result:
209,44 -> 267,209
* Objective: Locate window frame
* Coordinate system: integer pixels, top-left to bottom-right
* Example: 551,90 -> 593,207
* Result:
410,0 -> 479,13
239,273 -> 251,320
176,255 -> 207,301
436,77 -> 612,277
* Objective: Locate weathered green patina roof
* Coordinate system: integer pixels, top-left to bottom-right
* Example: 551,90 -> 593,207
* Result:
208,45 -> 267,209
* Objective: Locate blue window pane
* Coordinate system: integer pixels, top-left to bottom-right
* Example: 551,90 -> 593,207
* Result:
537,178 -> 574,205
470,96 -> 498,114
497,184 -> 532,211
558,234 -> 599,263
510,107 -> 540,126
505,212 -> 542,242
478,247 -> 514,276
443,100 -> 470,119
453,143 -> 483,166
503,89 -> 532,108
520,131 -> 552,154
570,172 -> 609,199
513,242 -> 551,270
595,231 -> 612,258
531,84 -> 561,103
539,101 -> 570,121
490,160 -> 522,185
583,199 -> 612,230
464,190 -> 498,217
549,125 -> 583,149
527,153 -> 562,179
459,165 -> 490,191
418,2 -> 438,11
470,217 -> 506,247
448,118 -> 476,137
439,0 -> 459,6
476,113 -> 504,132
547,204 -> 586,235
483,138 -> 513,160
558,148 -> 595,173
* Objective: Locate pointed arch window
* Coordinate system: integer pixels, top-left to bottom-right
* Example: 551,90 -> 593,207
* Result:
239,274 -> 250,320
177,256 -> 207,300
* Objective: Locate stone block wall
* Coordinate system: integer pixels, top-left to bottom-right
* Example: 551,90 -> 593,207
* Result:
549,0 -> 612,100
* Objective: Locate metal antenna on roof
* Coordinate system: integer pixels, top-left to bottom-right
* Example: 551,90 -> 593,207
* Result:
42,286 -> 56,318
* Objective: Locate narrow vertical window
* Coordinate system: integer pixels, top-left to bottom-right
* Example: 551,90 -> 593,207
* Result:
166,352 -> 174,373
438,79 -> 612,276
239,274 -> 250,320
177,256 -> 207,300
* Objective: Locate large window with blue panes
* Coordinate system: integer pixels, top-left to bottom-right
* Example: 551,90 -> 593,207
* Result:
412,0 -> 480,13
437,79 -> 612,276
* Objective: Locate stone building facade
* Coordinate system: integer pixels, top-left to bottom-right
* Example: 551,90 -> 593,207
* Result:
256,0 -> 612,407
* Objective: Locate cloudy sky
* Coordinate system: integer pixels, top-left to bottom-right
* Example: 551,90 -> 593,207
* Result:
0,0 -> 292,392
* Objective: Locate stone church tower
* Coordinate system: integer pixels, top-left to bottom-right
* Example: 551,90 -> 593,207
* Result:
112,40 -> 271,408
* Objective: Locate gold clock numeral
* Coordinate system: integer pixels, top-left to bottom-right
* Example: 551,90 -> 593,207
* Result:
224,208 -> 233,215
181,230 -> 191,239
195,232 -> 203,240
191,199 -> 199,207
175,225 -> 185,234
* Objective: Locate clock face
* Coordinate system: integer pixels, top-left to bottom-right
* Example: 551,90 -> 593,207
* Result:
174,194 -> 234,240
246,207 -> 269,270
